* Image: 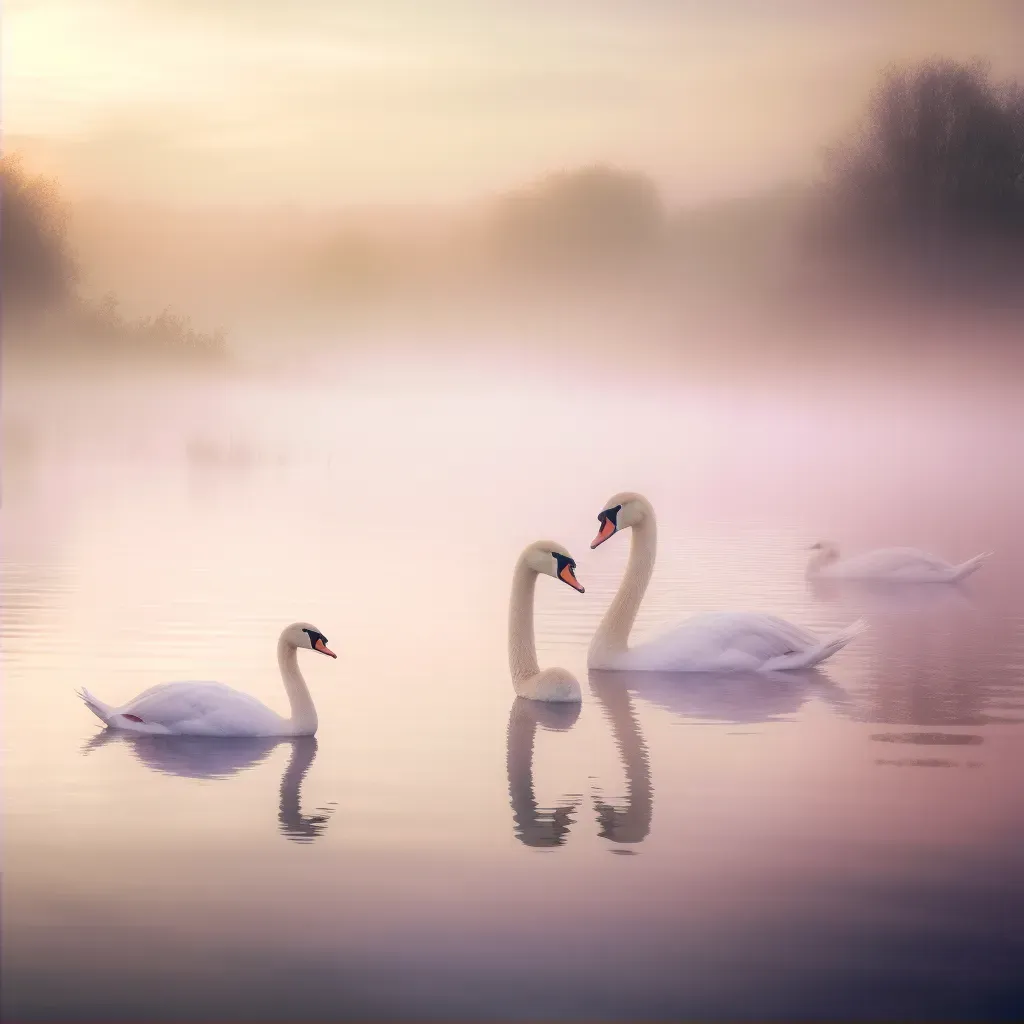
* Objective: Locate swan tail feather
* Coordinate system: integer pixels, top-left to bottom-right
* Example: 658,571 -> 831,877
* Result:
77,687 -> 113,724
761,619 -> 867,672
951,552 -> 991,581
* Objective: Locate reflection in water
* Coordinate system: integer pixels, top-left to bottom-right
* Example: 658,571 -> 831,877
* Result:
849,602 -> 1020,729
83,733 -> 333,843
601,667 -> 846,725
876,758 -> 983,769
588,671 -> 654,845
871,732 -> 983,746
812,571 -> 1024,730
586,669 -> 848,846
870,730 -> 984,771
276,738 -> 333,843
506,697 -> 581,848
809,576 -> 977,615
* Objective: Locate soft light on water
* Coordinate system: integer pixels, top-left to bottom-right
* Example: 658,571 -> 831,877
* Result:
3,355 -> 1024,1020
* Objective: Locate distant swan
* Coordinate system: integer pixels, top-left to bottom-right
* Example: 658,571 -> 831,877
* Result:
588,492 -> 865,672
509,541 -> 585,702
76,622 -> 337,736
807,542 -> 991,583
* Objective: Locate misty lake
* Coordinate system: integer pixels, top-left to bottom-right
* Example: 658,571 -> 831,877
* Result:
3,347 -> 1024,1021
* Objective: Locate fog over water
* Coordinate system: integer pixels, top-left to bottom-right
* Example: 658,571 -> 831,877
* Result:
5,1 -> 1024,1019
4,341 -> 1024,1019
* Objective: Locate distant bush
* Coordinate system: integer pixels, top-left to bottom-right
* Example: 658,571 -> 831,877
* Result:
76,293 -> 226,360
485,165 -> 665,278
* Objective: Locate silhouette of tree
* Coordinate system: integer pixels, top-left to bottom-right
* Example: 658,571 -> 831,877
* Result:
1,155 -> 77,318
2,153 -> 225,359
820,59 -> 1024,282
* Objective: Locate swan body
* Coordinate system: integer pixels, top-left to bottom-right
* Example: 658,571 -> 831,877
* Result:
588,492 -> 865,673
76,622 -> 337,737
807,542 -> 990,583
509,541 -> 585,702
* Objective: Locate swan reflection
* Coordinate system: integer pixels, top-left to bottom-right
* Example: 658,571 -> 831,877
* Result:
506,697 -> 581,848
588,670 -> 654,845
586,668 -> 851,846
809,576 -> 976,616
596,667 -> 847,725
816,574 -> 1013,737
83,732 -> 333,843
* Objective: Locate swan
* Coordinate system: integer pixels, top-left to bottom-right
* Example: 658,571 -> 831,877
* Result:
807,541 -> 991,583
587,492 -> 866,672
76,622 -> 337,736
509,541 -> 585,702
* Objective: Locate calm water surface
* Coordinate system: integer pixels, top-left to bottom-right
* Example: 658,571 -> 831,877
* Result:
4,354 -> 1024,1020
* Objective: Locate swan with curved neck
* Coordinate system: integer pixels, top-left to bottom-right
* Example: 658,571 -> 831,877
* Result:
588,492 -> 865,673
76,622 -> 337,736
509,541 -> 585,702
807,541 -> 991,582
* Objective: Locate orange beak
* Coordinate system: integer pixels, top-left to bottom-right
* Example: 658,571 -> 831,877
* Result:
314,637 -> 337,658
591,517 -> 616,549
559,563 -> 585,593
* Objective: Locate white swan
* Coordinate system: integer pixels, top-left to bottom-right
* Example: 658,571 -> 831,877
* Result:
807,542 -> 991,583
509,541 -> 585,702
76,622 -> 337,736
588,492 -> 865,672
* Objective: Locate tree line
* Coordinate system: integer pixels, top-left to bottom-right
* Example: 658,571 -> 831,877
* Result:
5,56 -> 1023,347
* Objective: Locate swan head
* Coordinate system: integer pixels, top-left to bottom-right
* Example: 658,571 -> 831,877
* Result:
284,622 -> 337,659
807,542 -> 840,571
523,541 -> 585,593
591,492 -> 651,548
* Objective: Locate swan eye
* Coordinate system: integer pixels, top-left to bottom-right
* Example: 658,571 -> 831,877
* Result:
599,504 -> 621,525
302,628 -> 328,648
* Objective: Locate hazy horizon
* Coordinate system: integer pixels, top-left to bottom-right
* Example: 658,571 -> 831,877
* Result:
7,0 -> 1024,209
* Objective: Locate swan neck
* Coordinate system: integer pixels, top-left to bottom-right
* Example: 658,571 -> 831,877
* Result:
508,557 -> 540,684
506,701 -> 539,825
591,514 -> 656,660
278,738 -> 324,840
277,635 -> 318,735
590,673 -> 653,843
506,699 -> 577,847
807,548 -> 838,575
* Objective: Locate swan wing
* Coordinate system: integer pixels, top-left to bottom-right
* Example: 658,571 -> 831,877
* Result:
118,681 -> 286,735
628,612 -> 819,672
838,547 -> 952,576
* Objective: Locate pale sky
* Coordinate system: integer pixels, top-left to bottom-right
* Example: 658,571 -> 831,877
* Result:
5,0 -> 1024,207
